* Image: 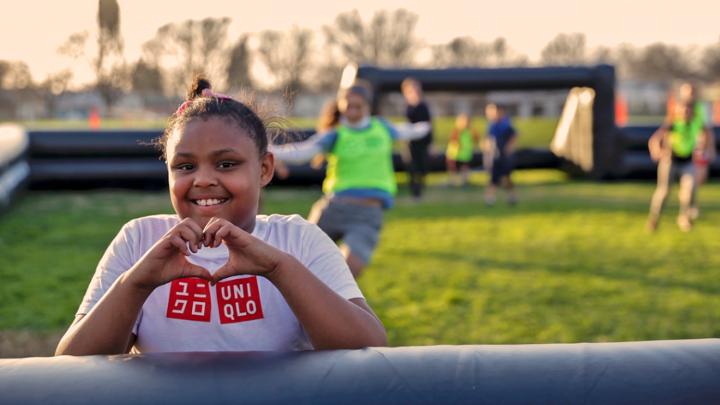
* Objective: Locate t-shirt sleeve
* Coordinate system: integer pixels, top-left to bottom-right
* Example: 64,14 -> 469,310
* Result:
76,220 -> 143,332
299,222 -> 364,301
317,130 -> 339,152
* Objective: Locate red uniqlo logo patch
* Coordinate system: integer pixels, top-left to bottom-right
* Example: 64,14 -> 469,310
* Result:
166,277 -> 212,322
216,276 -> 264,324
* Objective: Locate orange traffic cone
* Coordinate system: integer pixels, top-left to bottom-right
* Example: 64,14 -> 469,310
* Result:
88,106 -> 101,129
615,93 -> 628,127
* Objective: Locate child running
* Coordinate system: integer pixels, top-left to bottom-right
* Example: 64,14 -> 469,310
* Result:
272,83 -> 431,278
675,82 -> 716,219
647,100 -> 715,232
55,78 -> 387,355
446,113 -> 479,186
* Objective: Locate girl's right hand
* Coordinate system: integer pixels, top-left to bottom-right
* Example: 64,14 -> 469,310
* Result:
125,218 -> 212,291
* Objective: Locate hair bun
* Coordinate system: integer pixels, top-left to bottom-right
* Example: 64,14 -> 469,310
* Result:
188,76 -> 212,100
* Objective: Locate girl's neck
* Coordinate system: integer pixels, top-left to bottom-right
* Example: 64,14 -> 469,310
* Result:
342,116 -> 370,129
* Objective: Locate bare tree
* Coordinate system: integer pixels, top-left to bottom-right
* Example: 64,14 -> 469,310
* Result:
148,17 -> 231,95
590,45 -> 614,65
39,70 -> 73,117
541,33 -> 586,65
226,35 -> 252,91
95,0 -> 127,111
258,27 -> 313,102
323,9 -> 418,66
430,36 -> 526,68
491,38 -> 507,66
632,43 -> 694,80
311,60 -> 345,92
431,37 -> 491,67
0,61 -> 33,89
58,32 -> 88,60
130,59 -> 164,101
701,38 -> 720,81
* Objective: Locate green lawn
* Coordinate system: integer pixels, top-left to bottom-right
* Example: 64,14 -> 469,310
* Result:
1,170 -> 719,356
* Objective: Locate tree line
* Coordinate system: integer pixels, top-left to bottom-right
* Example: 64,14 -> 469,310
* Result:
2,0 -> 720,114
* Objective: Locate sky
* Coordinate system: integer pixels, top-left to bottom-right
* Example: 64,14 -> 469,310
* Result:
1,0 -> 719,86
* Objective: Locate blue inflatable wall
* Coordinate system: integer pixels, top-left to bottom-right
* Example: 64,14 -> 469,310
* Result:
1,339 -> 718,403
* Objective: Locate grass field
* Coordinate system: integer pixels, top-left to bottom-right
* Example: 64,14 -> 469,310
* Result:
2,170 -> 719,356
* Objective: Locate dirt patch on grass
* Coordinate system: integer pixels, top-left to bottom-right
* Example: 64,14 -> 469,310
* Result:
0,330 -> 64,358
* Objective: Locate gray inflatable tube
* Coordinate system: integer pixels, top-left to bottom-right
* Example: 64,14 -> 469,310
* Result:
1,339 -> 718,404
0,124 -> 30,210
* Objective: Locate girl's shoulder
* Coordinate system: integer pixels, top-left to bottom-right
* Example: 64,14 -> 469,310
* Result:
254,213 -> 312,234
120,214 -> 180,240
254,214 -> 328,251
125,213 -> 179,228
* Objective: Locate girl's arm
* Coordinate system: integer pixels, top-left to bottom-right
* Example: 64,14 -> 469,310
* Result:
265,255 -> 387,349
648,125 -> 670,162
55,273 -> 150,355
703,126 -> 716,161
56,218 -> 210,356
391,122 -> 432,141
271,132 -> 332,163
448,129 -> 459,143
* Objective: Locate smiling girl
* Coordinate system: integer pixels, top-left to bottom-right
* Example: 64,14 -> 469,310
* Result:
55,78 -> 387,355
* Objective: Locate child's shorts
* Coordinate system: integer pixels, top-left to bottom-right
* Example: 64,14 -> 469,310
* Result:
308,196 -> 383,265
491,156 -> 514,185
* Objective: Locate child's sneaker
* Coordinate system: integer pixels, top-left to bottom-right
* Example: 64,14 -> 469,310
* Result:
646,216 -> 658,232
677,215 -> 692,232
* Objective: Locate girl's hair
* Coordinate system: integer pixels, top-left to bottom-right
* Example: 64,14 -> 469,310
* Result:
401,77 -> 421,92
157,76 -> 280,159
316,100 -> 341,132
339,80 -> 374,105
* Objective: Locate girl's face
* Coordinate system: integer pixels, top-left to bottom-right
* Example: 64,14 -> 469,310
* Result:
402,83 -> 421,106
339,92 -> 369,124
485,105 -> 498,121
165,117 -> 274,231
456,114 -> 469,129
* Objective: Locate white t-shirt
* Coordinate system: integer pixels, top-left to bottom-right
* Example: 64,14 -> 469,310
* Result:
77,214 -> 363,352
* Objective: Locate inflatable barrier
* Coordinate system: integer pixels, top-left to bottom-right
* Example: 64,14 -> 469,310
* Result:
1,339 -> 718,403
0,124 -> 30,211
25,129 -> 560,189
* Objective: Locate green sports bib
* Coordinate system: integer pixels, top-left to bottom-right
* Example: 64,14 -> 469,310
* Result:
323,118 -> 397,195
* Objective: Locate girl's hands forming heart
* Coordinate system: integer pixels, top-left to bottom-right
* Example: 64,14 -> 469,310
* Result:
126,218 -> 212,291
202,217 -> 288,283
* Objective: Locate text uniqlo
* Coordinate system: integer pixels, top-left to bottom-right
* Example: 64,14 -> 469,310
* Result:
165,276 -> 264,324
166,277 -> 212,322
216,276 -> 264,324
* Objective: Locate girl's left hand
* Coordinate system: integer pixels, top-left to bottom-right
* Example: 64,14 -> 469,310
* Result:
202,217 -> 288,282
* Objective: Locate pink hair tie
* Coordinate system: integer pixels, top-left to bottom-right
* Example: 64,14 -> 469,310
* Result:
175,88 -> 234,115
201,88 -> 232,100
175,100 -> 193,115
